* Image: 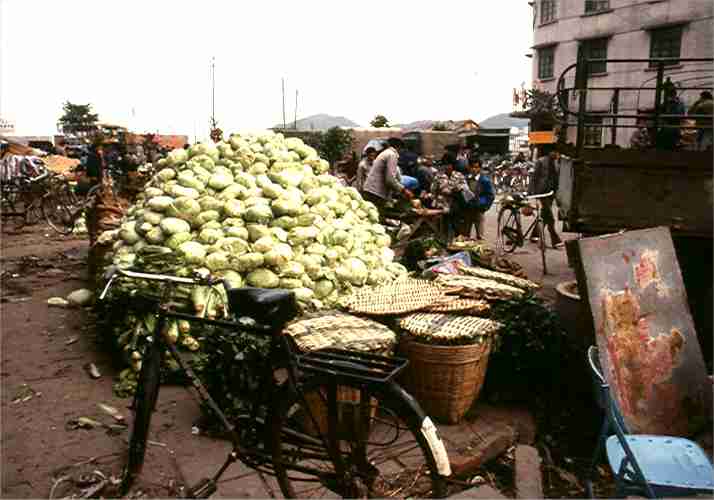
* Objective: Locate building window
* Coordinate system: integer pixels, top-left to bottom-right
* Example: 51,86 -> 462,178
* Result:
649,26 -> 682,67
538,46 -> 555,80
585,0 -> 610,13
584,114 -> 604,147
540,0 -> 557,24
581,38 -> 608,75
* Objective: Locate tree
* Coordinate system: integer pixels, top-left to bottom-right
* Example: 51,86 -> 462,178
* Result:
432,121 -> 450,131
57,101 -> 99,135
318,127 -> 354,166
370,115 -> 390,128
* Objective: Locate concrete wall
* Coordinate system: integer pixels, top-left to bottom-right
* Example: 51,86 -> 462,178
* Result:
530,0 -> 713,147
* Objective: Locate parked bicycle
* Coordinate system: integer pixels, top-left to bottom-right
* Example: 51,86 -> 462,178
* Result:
99,267 -> 452,498
497,190 -> 554,274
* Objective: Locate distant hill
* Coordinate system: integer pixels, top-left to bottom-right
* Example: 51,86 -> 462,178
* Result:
274,114 -> 360,131
478,113 -> 529,129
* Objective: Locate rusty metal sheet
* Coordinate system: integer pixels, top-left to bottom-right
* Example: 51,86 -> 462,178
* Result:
573,227 -> 711,436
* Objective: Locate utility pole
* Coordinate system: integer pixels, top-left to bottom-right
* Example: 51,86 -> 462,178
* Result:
282,78 -> 286,130
294,90 -> 298,129
210,57 -> 216,130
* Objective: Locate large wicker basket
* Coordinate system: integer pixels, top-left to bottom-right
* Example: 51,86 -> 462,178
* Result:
399,338 -> 492,424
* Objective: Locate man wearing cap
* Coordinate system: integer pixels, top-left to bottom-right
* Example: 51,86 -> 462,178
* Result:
363,137 -> 413,209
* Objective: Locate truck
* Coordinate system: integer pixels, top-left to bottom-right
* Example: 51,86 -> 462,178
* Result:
554,56 -> 713,367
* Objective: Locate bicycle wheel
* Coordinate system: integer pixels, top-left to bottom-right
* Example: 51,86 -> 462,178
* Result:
271,376 -> 448,498
120,340 -> 162,495
497,207 -> 521,253
42,193 -> 75,235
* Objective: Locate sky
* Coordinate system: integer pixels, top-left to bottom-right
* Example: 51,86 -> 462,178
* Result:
0,0 -> 533,140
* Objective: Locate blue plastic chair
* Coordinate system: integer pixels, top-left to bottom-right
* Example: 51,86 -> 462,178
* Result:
585,345 -> 714,498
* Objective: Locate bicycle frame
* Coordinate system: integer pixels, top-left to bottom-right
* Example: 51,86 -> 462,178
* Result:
102,269 -> 380,491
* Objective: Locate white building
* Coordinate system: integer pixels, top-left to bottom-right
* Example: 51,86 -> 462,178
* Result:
530,0 -> 713,147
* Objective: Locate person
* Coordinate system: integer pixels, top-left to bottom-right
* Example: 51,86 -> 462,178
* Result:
656,79 -> 686,151
630,114 -> 653,150
415,155 -> 437,194
456,158 -> 495,239
76,143 -> 105,195
425,155 -> 464,213
688,91 -> 713,151
455,145 -> 470,172
354,147 -> 377,193
398,144 -> 419,178
528,145 -> 563,249
362,137 -> 413,209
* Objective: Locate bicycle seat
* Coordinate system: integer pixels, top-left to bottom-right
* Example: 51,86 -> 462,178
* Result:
224,284 -> 299,330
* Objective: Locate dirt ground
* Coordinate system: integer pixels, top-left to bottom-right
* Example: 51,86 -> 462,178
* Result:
1,209 -> 708,498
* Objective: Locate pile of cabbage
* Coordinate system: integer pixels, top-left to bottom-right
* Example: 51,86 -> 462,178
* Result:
98,131 -> 407,389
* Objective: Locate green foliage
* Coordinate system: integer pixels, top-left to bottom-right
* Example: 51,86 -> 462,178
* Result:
432,121 -> 450,131
370,115 -> 390,128
318,127 -> 354,166
57,101 -> 99,135
487,292 -> 567,377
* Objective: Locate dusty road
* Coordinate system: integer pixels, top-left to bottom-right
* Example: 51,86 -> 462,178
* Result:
0,208 -> 577,498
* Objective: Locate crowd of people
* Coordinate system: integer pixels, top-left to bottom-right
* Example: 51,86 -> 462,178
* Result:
351,138 -> 496,240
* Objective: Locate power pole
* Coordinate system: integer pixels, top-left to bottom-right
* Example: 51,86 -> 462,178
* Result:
210,57 -> 216,130
282,78 -> 286,130
294,90 -> 298,129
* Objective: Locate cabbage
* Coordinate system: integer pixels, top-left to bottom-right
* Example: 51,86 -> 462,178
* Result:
344,258 -> 368,285
120,221 -> 140,244
198,196 -> 224,212
246,268 -> 279,288
209,171 -> 234,190
293,288 -> 314,302
177,241 -> 206,265
288,226 -> 319,245
245,204 -> 273,224
271,216 -> 297,230
280,261 -> 305,278
219,269 -> 243,288
145,227 -> 165,244
263,243 -> 294,267
167,148 -> 188,167
279,278 -> 302,289
196,210 -> 221,226
160,218 -> 191,235
198,228 -> 223,244
253,236 -> 275,254
224,226 -> 249,240
272,198 -> 302,216
247,224 -> 271,242
313,279 -> 334,299
224,199 -> 246,218
220,237 -> 250,255
147,196 -> 174,212
236,252 -> 265,272
206,251 -> 231,271
166,232 -> 193,250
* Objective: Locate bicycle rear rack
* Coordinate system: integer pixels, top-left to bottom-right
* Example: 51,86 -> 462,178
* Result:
295,348 -> 408,385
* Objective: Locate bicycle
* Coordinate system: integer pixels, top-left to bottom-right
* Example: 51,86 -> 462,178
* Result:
99,267 -> 452,498
497,190 -> 554,275
1,172 -> 50,232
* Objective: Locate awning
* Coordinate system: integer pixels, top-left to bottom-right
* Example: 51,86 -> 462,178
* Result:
528,131 -> 556,144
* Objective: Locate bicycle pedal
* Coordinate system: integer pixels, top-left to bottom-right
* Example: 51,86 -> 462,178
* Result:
186,478 -> 217,499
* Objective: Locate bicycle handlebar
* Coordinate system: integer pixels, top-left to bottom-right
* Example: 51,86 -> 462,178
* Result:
99,266 -> 221,301
525,190 -> 554,200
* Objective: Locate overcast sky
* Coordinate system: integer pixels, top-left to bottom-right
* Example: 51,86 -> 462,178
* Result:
0,0 -> 533,140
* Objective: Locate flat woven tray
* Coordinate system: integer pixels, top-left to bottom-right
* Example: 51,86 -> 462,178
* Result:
284,312 -> 397,353
456,263 -> 539,291
400,313 -> 502,344
420,298 -> 490,316
435,274 -> 524,301
342,279 -> 455,316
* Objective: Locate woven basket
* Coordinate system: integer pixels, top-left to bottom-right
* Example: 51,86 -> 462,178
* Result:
456,264 -> 540,291
342,279 -> 455,316
420,298 -> 490,316
400,338 -> 492,424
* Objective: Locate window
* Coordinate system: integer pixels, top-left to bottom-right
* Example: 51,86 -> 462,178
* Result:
650,26 -> 682,67
584,114 -> 604,147
538,46 -> 555,80
585,0 -> 610,13
581,38 -> 608,75
540,0 -> 557,24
